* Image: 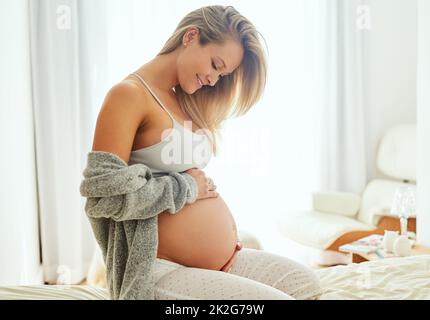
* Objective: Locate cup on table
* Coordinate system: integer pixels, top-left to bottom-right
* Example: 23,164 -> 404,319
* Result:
383,230 -> 399,253
393,235 -> 412,257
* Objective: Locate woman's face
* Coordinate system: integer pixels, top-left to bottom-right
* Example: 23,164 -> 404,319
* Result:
177,27 -> 244,94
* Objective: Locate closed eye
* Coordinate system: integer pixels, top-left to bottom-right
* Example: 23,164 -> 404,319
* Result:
212,61 -> 224,79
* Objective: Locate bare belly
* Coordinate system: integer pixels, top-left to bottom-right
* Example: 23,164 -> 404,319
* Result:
157,194 -> 239,271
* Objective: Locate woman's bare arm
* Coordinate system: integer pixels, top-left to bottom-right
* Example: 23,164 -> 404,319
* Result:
91,80 -> 149,164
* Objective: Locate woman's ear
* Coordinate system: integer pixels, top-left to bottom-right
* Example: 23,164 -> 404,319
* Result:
183,27 -> 199,45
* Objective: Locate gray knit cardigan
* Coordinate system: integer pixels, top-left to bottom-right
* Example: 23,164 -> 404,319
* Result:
79,151 -> 198,300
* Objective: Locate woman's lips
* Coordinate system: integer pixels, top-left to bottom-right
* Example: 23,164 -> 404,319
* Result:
196,75 -> 203,88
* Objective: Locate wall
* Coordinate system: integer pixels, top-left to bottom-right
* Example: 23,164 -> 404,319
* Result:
0,0 -> 43,285
363,0 -> 417,181
416,0 -> 430,246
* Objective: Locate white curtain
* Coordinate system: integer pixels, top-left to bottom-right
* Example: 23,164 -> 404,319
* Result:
29,0 -> 110,284
0,0 -> 41,286
306,0 -> 367,194
27,0 -> 370,277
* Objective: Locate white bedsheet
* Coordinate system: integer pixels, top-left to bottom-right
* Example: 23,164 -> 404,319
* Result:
0,285 -> 108,300
315,254 -> 430,299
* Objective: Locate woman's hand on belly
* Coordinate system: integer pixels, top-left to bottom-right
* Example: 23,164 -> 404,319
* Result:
184,168 -> 219,200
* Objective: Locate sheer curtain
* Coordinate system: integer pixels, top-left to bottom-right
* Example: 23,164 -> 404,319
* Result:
29,0 -> 369,283
29,0 -> 110,284
306,0 -> 367,195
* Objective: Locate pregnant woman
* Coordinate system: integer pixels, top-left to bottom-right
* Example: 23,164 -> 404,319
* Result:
89,5 -> 321,300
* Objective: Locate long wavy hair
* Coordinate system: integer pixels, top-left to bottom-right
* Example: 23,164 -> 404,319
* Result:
157,5 -> 268,156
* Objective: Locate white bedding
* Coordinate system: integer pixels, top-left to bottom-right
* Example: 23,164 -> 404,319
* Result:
1,255 -> 430,300
0,285 -> 109,300
315,254 -> 430,299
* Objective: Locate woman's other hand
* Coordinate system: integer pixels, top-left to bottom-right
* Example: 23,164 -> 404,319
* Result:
220,242 -> 243,272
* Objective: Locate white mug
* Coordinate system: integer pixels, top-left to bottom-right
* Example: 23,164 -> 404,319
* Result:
393,235 -> 412,256
383,230 -> 399,253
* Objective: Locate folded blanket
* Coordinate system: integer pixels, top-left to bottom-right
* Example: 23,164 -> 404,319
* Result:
79,151 -> 198,299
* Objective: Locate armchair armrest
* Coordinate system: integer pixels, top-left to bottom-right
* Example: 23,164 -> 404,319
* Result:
312,191 -> 361,217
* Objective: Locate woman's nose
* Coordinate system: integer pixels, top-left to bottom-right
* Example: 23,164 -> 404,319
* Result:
206,75 -> 217,87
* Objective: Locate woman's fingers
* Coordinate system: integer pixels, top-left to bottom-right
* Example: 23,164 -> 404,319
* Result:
186,169 -> 219,200
207,177 -> 216,191
208,184 -> 217,191
209,191 -> 219,198
220,256 -> 234,272
227,251 -> 239,271
221,247 -> 240,272
223,242 -> 242,271
220,258 -> 232,272
203,177 -> 218,198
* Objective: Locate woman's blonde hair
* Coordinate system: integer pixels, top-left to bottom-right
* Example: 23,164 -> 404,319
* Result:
158,5 -> 268,156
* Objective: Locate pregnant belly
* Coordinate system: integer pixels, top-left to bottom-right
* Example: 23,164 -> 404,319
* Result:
157,194 -> 239,271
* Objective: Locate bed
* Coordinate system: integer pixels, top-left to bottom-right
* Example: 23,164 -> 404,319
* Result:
315,254 -> 430,299
0,284 -> 109,300
1,255 -> 430,300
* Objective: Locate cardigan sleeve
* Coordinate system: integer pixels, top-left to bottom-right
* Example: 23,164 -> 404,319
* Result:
79,151 -> 199,222
82,172 -> 198,222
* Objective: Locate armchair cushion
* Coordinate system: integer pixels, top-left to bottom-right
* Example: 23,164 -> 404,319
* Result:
278,210 -> 374,250
312,191 -> 361,217
377,124 -> 416,182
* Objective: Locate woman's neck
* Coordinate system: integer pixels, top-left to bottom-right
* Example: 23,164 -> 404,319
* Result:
134,51 -> 181,96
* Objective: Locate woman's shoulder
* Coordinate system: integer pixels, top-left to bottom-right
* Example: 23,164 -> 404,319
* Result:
99,78 -> 155,121
106,78 -> 150,107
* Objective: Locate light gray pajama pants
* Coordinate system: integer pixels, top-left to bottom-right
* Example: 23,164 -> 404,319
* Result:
153,248 -> 322,300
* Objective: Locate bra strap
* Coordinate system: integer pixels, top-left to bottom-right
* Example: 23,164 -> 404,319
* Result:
130,72 -> 175,122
